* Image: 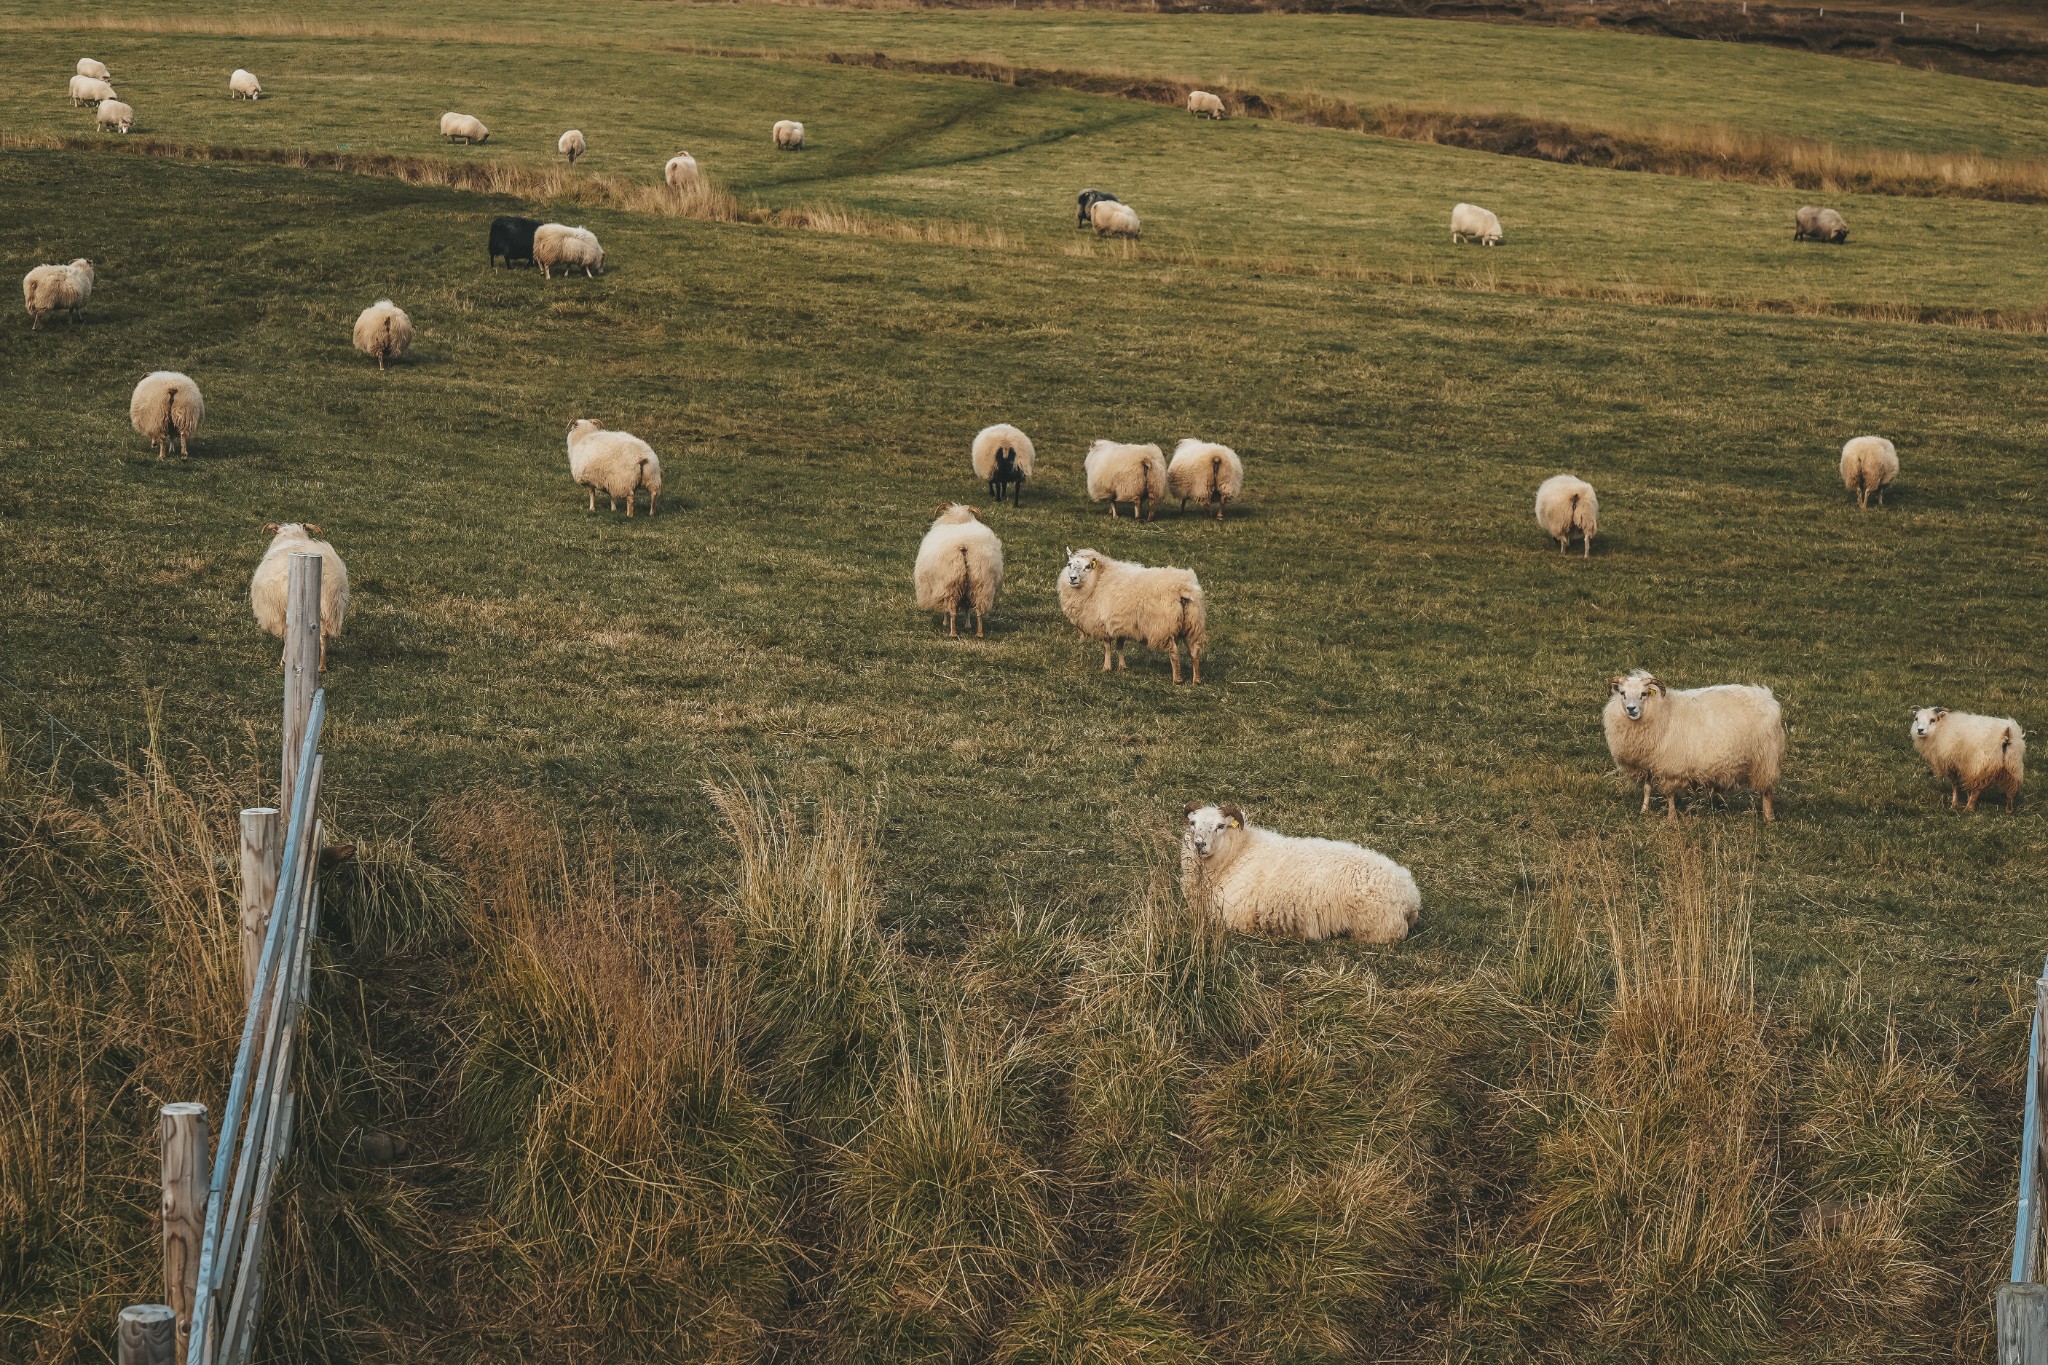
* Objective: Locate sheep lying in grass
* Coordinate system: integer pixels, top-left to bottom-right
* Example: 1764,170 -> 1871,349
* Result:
251,523 -> 350,669
1534,474 -> 1598,556
773,119 -> 805,150
559,129 -> 585,164
230,69 -> 262,99
1186,90 -> 1226,118
95,99 -> 134,133
533,224 -> 604,279
1090,200 -> 1141,239
1839,436 -> 1897,509
440,111 -> 489,144
489,215 -> 540,269
1076,189 -> 1118,229
914,504 -> 1003,638
130,371 -> 204,461
22,258 -> 93,329
1911,707 -> 2024,812
566,419 -> 661,516
971,423 -> 1034,506
665,152 -> 699,186
1182,804 -> 1418,943
70,75 -> 115,106
1604,671 -> 1784,821
352,300 -> 413,371
77,59 -> 111,81
1085,440 -> 1166,520
1795,205 -> 1849,243
1167,440 -> 1243,520
1451,202 -> 1503,246
1058,547 -> 1206,684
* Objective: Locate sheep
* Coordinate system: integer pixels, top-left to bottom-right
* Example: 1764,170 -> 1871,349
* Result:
440,111 -> 489,144
488,215 -> 541,269
533,224 -> 604,279
1075,189 -> 1118,230
664,152 -> 699,186
129,371 -> 204,461
559,129 -> 585,164
970,423 -> 1034,507
352,300 -> 413,371
1167,440 -> 1243,521
913,504 -> 1003,639
1451,202 -> 1503,246
1839,436 -> 1897,509
1186,90 -> 1226,118
773,119 -> 805,151
22,258 -> 93,329
1910,708 -> 2024,812
229,68 -> 262,99
1084,440 -> 1166,520
1604,671 -> 1785,822
565,419 -> 662,516
1795,205 -> 1849,244
69,75 -> 115,106
1534,474 -> 1598,556
1090,199 -> 1141,239
1058,547 -> 1206,684
250,523 -> 350,670
95,99 -> 134,133
77,59 -> 111,81
1181,804 -> 1418,944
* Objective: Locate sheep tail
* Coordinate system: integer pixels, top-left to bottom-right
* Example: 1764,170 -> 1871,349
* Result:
636,455 -> 650,489
2005,726 -> 2016,756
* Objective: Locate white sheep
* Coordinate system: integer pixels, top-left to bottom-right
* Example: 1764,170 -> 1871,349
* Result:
1839,436 -> 1897,509
1534,474 -> 1598,556
664,152 -> 699,186
69,75 -> 115,106
1604,671 -> 1785,821
439,112 -> 489,144
1795,206 -> 1850,244
1186,90 -> 1226,118
22,258 -> 93,329
77,59 -> 111,81
1910,707 -> 2024,812
1166,439 -> 1243,521
229,69 -> 263,100
1058,547 -> 1206,684
352,300 -> 413,371
913,504 -> 1003,639
1090,199 -> 1141,239
1084,440 -> 1166,520
1182,804 -> 1418,944
558,129 -> 585,164
95,99 -> 134,133
532,224 -> 604,279
250,523 -> 350,669
129,371 -> 204,461
1451,202 -> 1503,246
565,419 -> 662,516
773,119 -> 805,151
970,423 -> 1034,506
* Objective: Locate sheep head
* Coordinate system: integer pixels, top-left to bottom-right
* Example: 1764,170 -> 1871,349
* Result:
1182,804 -> 1246,860
1610,672 -> 1662,721
1062,549 -> 1101,589
1910,706 -> 1948,739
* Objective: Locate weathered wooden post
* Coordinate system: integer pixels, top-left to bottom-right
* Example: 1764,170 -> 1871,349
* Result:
117,1304 -> 176,1365
238,808 -> 282,1002
2000,1283 -> 2048,1364
160,1102 -> 208,1357
280,552 -> 321,828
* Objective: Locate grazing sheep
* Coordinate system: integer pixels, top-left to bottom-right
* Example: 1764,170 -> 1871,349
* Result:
1604,671 -> 1785,821
1084,440 -> 1166,520
913,504 -> 1003,639
1451,202 -> 1503,246
229,69 -> 262,99
533,224 -> 604,279
1839,436 -> 1897,509
1534,474 -> 1598,556
1910,707 -> 2024,812
1075,189 -> 1118,230
1090,199 -> 1141,239
970,423 -> 1035,507
1058,547 -> 1206,684
558,129 -> 585,164
129,371 -> 204,461
69,75 -> 115,106
22,258 -> 93,329
565,419 -> 662,516
440,111 -> 489,144
1186,90 -> 1226,118
1167,439 -> 1243,521
250,523 -> 350,669
488,215 -> 541,269
95,99 -> 134,133
352,300 -> 413,371
1181,804 -> 1418,944
664,152 -> 699,186
773,119 -> 805,150
1795,205 -> 1850,244
77,59 -> 111,81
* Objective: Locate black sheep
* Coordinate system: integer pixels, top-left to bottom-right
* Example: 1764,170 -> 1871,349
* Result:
1075,189 -> 1118,230
489,215 -> 541,269
987,445 -> 1026,506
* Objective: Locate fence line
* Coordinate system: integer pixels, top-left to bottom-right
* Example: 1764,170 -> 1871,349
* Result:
1999,954 -> 2048,1364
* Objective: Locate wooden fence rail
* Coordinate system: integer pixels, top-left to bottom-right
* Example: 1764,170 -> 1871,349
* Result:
1999,955 -> 2048,1365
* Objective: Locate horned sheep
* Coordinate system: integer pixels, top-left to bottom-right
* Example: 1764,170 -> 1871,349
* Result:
129,371 -> 204,461
664,152 -> 699,186
1167,440 -> 1243,520
971,423 -> 1035,506
250,523 -> 350,669
1604,671 -> 1785,821
77,59 -> 111,81
1058,547 -> 1206,684
22,259 -> 93,329
352,300 -> 413,370
1451,202 -> 1503,246
95,99 -> 134,133
69,75 -> 115,106
1182,804 -> 1419,944
1795,205 -> 1849,244
1090,199 -> 1141,239
1084,440 -> 1166,520
565,419 -> 662,516
533,224 -> 604,279
1839,436 -> 1897,509
230,69 -> 263,99
773,119 -> 805,150
913,504 -> 1003,639
1534,474 -> 1598,556
1910,707 -> 2024,812
558,129 -> 585,164
440,111 -> 489,144
1186,90 -> 1226,118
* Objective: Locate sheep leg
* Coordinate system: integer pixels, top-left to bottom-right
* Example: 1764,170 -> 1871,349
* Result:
377,353 -> 386,372
626,488 -> 635,518
587,488 -> 596,512
1667,792 -> 1679,822
179,432 -> 189,461
2007,787 -> 2018,813
947,611 -> 958,638
1190,646 -> 1201,685
318,634 -> 328,672
1215,500 -> 1225,523
1966,788 -> 1980,812
1101,642 -> 1114,672
648,491 -> 657,517
1761,792 -> 1775,822
1114,640 -> 1127,670
1109,502 -> 1119,520
1948,782 -> 1958,807
974,610 -> 984,639
1640,781 -> 1652,815
1169,641 -> 1182,684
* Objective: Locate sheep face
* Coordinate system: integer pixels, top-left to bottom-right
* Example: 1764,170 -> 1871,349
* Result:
1062,549 -> 1100,590
1182,804 -> 1246,860
1910,706 -> 1948,740
1609,672 -> 1663,722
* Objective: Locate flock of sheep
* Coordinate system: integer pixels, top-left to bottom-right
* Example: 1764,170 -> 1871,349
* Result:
26,54 -> 2024,951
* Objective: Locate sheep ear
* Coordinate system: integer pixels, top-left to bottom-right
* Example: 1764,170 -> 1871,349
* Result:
304,523 -> 324,539
1219,804 -> 1244,828
1932,707 -> 1947,717
262,522 -> 280,535
1608,676 -> 1625,694
1063,545 -> 1073,560
1641,676 -> 1662,695
967,505 -> 982,519
934,503 -> 951,518
1182,802 -> 1200,819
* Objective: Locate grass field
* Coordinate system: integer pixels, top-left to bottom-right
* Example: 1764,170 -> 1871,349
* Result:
3,4 -> 2046,1361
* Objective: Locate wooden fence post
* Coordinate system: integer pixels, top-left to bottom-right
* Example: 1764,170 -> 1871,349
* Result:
280,552 -> 321,828
117,1304 -> 176,1365
160,1102 -> 208,1359
1999,1282 -> 2048,1364
238,808 -> 282,1002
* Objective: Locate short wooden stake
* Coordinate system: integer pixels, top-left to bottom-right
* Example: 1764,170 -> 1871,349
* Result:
160,1102 -> 208,1357
1999,1281 -> 2048,1364
117,1304 -> 176,1365
238,808 -> 282,1001
281,552 -> 321,828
